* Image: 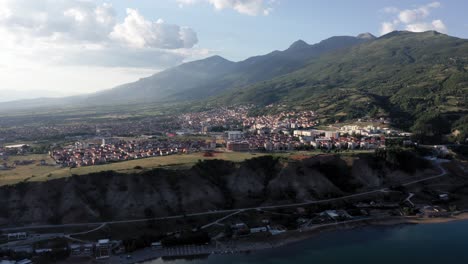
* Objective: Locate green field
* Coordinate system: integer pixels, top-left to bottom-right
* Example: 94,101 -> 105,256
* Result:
0,154 -> 59,186
0,151 -> 273,186
0,150 -> 375,186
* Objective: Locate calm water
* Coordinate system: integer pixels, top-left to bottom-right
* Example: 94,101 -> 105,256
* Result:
143,220 -> 468,264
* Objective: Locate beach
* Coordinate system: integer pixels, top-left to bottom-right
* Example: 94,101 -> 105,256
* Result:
87,212 -> 468,264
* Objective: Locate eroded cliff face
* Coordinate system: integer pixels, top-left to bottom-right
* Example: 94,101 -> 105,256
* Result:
0,155 -> 435,226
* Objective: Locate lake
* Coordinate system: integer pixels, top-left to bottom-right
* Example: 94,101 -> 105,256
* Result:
142,220 -> 468,264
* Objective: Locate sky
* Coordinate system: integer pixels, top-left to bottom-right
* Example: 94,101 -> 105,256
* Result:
0,0 -> 467,101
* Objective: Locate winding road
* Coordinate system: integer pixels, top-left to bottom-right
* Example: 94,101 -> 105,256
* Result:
0,160 -> 449,234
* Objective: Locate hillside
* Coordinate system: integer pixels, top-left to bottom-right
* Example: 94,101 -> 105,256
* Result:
0,34 -> 372,111
88,34 -> 372,103
214,31 -> 468,137
0,154 -> 434,226
169,35 -> 374,100
84,55 -> 237,105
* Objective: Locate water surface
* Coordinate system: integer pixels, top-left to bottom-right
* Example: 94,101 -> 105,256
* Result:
143,220 -> 468,264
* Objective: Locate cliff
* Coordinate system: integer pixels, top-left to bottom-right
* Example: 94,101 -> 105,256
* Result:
0,154 -> 434,226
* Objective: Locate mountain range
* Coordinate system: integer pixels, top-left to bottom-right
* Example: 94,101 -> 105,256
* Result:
78,33 -> 375,105
0,33 -> 375,108
215,31 -> 468,129
1,30 -> 467,139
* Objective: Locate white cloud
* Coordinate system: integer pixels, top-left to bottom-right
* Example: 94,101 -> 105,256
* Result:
0,0 -> 115,42
0,1 -> 203,66
0,0 -> 209,96
176,0 -> 273,16
380,21 -> 398,35
405,20 -> 447,33
110,8 -> 198,49
379,2 -> 447,35
431,19 -> 447,32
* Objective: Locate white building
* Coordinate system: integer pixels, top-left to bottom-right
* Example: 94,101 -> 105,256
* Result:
227,131 -> 243,140
96,239 -> 111,259
293,130 -> 320,137
250,227 -> 268,233
325,131 -> 340,139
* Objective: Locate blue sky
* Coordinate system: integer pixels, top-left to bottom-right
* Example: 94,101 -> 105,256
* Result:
107,0 -> 467,60
0,0 -> 466,100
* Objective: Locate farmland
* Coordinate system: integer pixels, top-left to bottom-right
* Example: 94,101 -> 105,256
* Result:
0,151 -> 274,186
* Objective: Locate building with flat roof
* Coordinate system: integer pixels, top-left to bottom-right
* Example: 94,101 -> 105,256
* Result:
95,239 -> 111,259
227,131 -> 243,140
4,144 -> 28,149
227,141 -> 250,152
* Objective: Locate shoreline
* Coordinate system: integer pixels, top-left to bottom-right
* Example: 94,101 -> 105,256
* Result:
106,212 -> 468,264
261,213 -> 468,249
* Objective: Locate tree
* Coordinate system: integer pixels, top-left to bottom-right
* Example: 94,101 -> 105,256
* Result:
411,113 -> 450,144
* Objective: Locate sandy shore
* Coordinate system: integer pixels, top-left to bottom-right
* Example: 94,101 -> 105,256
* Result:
406,212 -> 468,224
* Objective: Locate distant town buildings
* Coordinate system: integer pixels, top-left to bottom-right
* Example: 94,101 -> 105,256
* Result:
227,141 -> 250,152
51,138 -> 209,168
227,131 -> 243,141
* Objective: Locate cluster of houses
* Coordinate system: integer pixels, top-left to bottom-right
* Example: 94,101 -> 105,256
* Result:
223,128 -> 387,152
244,111 -> 317,131
178,107 -> 395,153
0,124 -> 95,142
339,124 -> 409,137
180,106 -> 251,133
179,106 -> 318,136
51,138 -> 209,168
0,114 -> 185,143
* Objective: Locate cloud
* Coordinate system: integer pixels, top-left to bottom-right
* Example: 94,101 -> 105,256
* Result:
380,21 -> 397,35
176,0 -> 273,16
0,0 -> 203,69
380,2 -> 447,35
0,0 -> 116,42
110,8 -> 198,49
406,19 -> 447,33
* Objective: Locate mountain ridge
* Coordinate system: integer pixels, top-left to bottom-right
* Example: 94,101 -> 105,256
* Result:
0,33 -> 373,110
0,31 -> 466,141
210,30 -> 467,138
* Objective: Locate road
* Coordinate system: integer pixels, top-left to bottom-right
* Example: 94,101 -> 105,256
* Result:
68,223 -> 107,236
0,160 -> 449,233
404,193 -> 415,207
0,189 -> 390,233
402,159 -> 447,186
201,210 -> 243,229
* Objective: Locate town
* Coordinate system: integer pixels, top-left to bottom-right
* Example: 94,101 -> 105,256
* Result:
0,106 -> 409,170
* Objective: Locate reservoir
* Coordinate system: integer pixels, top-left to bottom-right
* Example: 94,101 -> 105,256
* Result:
142,220 -> 468,264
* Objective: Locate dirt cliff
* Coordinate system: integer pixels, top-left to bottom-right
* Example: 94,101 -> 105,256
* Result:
0,154 -> 435,226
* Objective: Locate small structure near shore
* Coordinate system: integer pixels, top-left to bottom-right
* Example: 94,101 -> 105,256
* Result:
419,206 -> 450,218
95,239 -> 111,259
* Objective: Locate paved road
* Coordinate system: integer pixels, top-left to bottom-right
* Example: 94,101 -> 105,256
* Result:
69,223 -> 107,236
404,193 -> 415,207
402,160 -> 447,186
201,210 -> 243,229
1,160 -> 449,233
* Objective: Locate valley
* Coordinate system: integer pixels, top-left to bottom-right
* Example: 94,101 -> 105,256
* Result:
0,30 -> 467,264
